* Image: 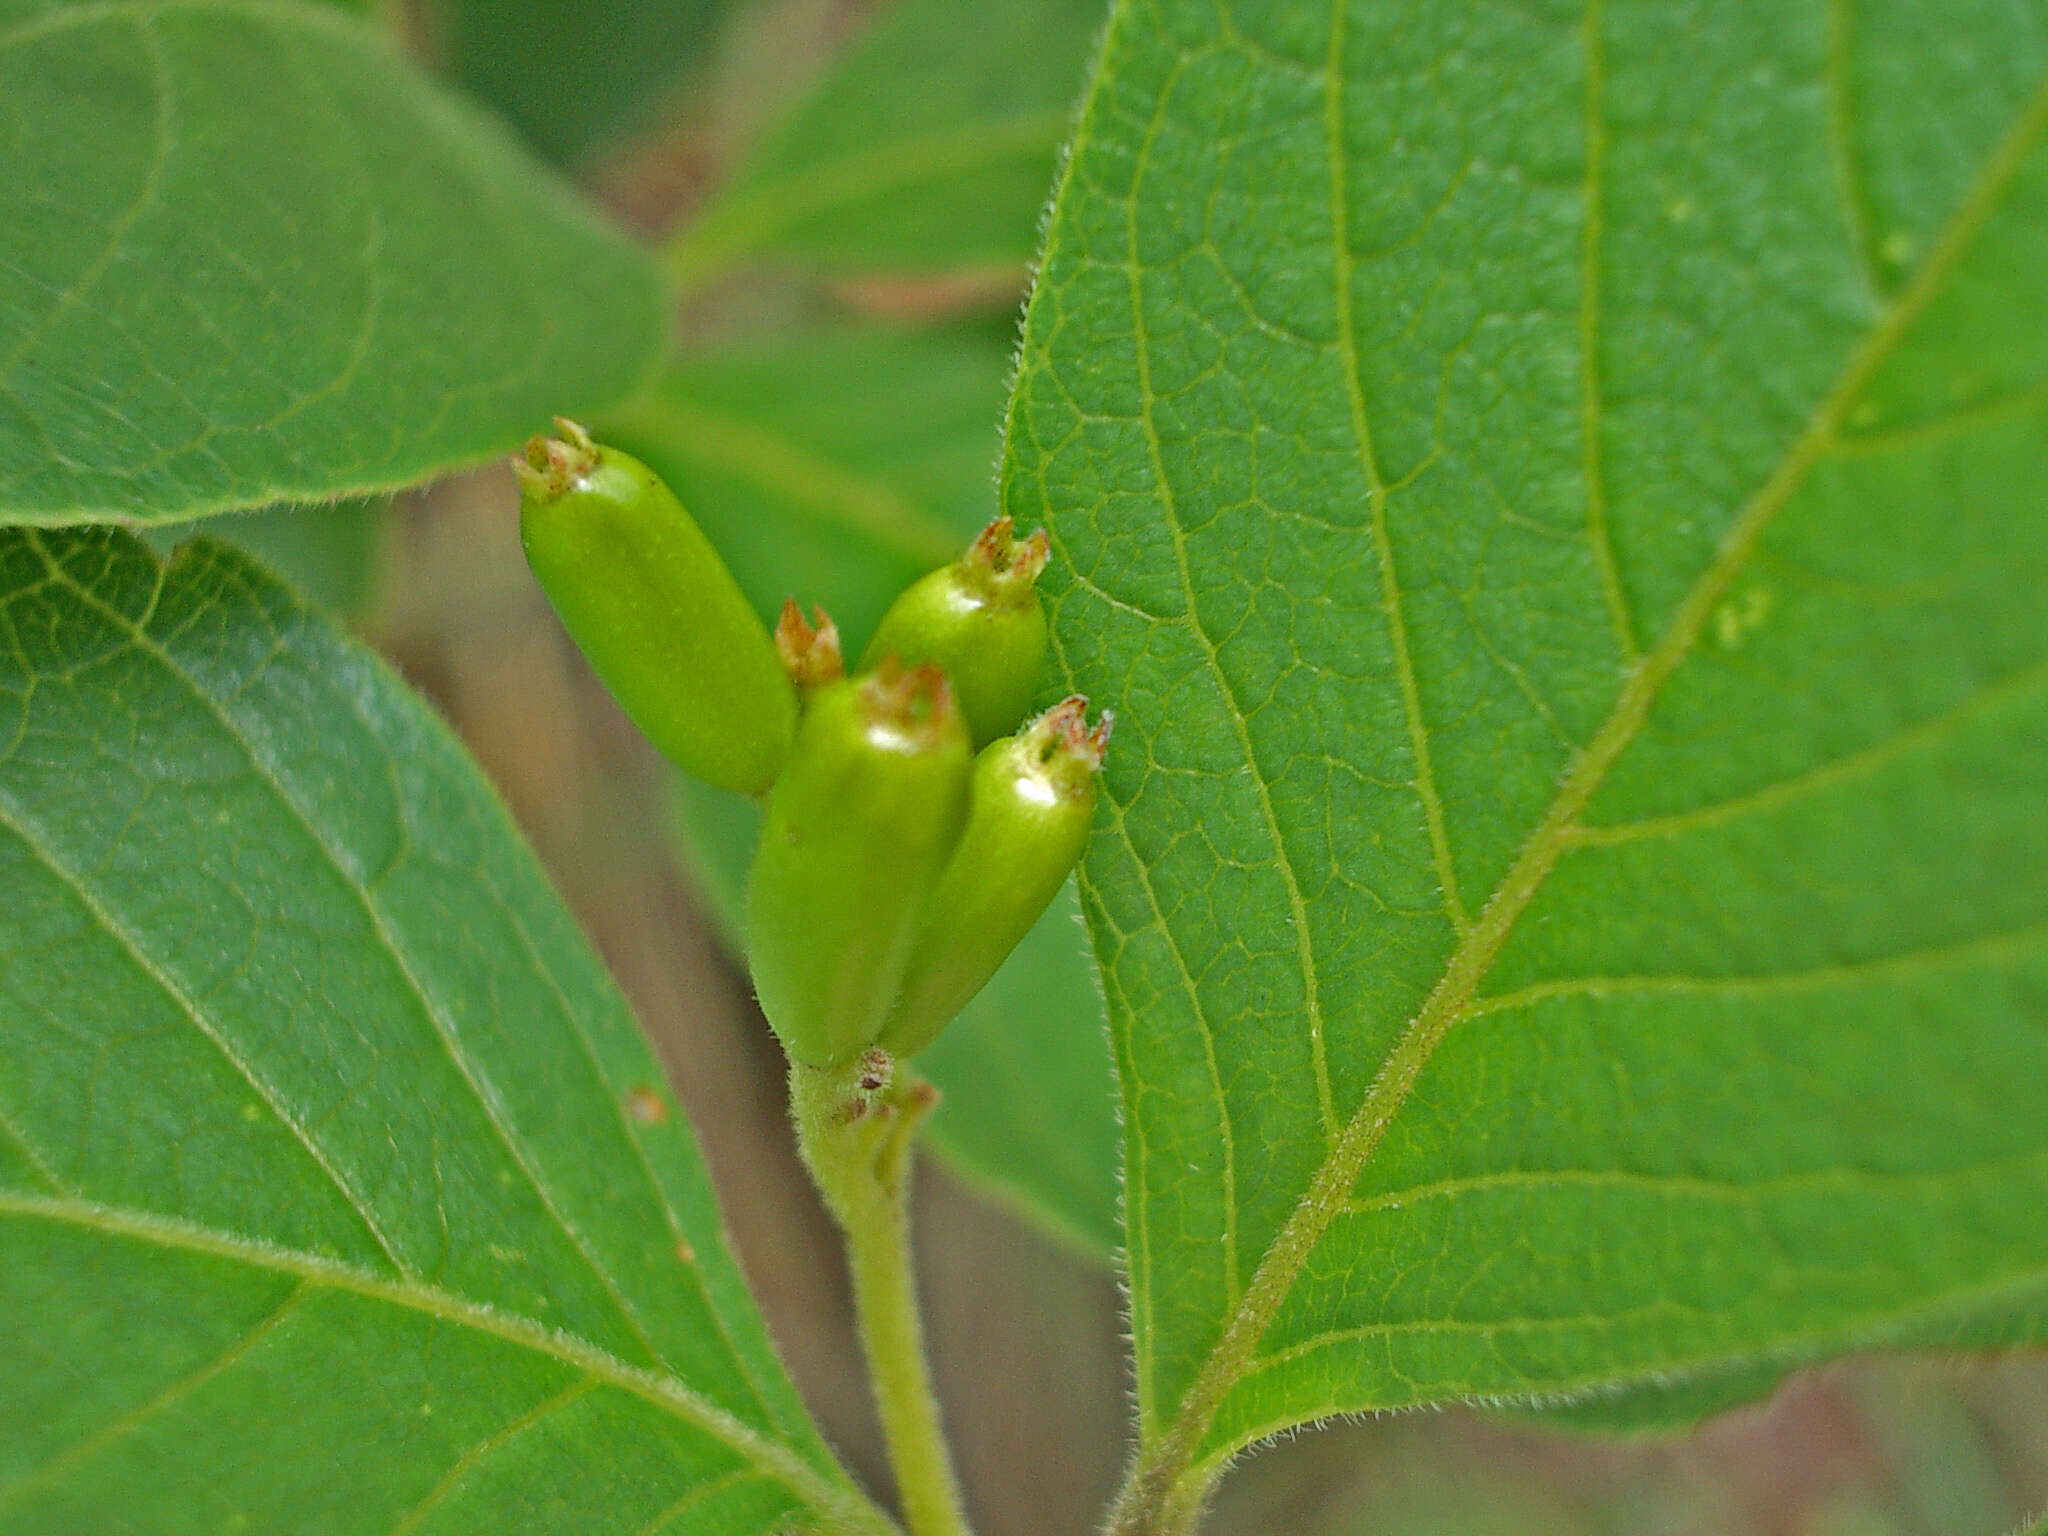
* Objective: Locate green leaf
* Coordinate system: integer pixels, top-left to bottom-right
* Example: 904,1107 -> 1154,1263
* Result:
0,527 -> 888,1536
1001,0 -> 2048,1515
430,0 -> 731,167
0,1 -> 663,526
143,497 -> 389,620
666,0 -> 1107,289
1488,1359 -> 1791,1437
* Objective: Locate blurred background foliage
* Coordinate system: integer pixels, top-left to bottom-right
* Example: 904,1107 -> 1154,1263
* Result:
202,0 -> 2048,1531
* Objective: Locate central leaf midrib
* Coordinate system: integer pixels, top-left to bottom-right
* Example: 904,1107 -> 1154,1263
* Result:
1106,39 -> 2048,1534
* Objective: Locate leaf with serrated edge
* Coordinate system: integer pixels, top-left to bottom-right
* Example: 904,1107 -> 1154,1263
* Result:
0,528 -> 889,1536
1000,0 -> 2048,1523
0,1 -> 662,525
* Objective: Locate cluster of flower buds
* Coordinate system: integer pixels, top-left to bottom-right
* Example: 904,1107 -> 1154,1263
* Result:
516,421 -> 1109,1071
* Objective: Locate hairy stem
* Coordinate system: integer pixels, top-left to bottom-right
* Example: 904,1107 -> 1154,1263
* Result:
791,1059 -> 974,1536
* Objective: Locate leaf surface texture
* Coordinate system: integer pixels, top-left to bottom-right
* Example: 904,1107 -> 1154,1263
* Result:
0,1 -> 662,524
0,527 -> 885,1536
1000,0 -> 2048,1498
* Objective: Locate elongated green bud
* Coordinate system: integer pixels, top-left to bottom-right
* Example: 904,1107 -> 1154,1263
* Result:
878,696 -> 1110,1059
517,419 -> 796,796
747,664 -> 973,1067
858,517 -> 1050,747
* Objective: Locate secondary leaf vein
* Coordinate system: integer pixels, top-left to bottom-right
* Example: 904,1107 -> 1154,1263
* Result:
0,1192 -> 882,1533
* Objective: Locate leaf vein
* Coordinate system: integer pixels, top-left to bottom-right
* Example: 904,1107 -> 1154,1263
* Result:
1122,51 -> 1248,1304
0,1094 -> 69,1196
1571,656 -> 2048,847
0,1281 -> 309,1510
1578,0 -> 1639,663
1468,918 -> 2048,1016
0,783 -> 413,1275
1325,12 -> 1471,946
1345,1143 -> 2048,1216
24,532 -> 681,1375
462,860 -> 790,1438
384,1376 -> 601,1536
0,1192 -> 883,1532
1826,0 -> 1887,301
0,15 -> 171,387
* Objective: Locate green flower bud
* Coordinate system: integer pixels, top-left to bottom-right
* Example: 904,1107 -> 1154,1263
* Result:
747,664 -> 974,1067
877,696 -> 1110,1059
858,517 -> 1050,747
517,419 -> 797,796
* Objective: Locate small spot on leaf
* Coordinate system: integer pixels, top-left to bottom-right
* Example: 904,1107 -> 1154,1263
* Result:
625,1084 -> 669,1124
1712,586 -> 1771,649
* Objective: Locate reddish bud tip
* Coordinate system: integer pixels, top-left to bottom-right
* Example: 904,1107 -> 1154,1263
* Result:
1026,694 -> 1113,774
962,517 -> 1051,602
858,660 -> 959,750
776,599 -> 845,692
515,418 -> 601,502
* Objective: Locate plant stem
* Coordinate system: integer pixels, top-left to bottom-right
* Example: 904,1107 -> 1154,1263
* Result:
791,1058 -> 974,1536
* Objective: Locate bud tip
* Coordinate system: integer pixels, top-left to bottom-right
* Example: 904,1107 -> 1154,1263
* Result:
962,516 -> 1051,599
859,659 -> 959,748
1028,694 -> 1112,772
777,599 -> 845,691
515,418 -> 601,503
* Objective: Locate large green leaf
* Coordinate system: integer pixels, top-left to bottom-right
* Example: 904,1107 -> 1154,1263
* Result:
666,0 -> 1107,289
617,323 -> 1122,1254
0,1 -> 663,526
431,0 -> 731,167
1001,0 -> 2048,1520
0,527 -> 888,1536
